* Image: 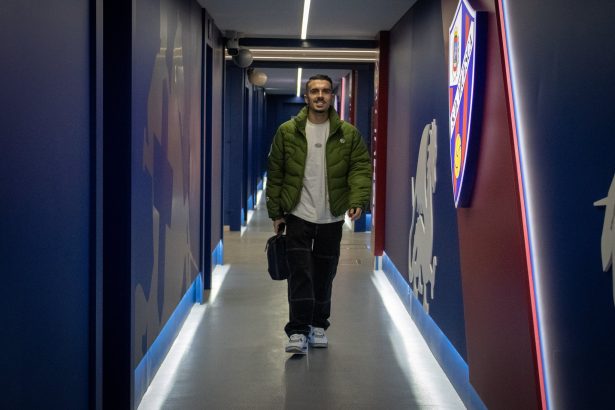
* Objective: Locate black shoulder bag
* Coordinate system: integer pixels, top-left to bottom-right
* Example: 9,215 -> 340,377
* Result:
265,224 -> 289,280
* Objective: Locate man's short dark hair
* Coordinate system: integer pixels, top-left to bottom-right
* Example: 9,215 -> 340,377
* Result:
305,74 -> 333,94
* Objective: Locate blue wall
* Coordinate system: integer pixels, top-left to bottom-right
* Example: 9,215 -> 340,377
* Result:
386,0 -> 467,358
252,87 -> 268,189
355,67 -> 374,155
502,0 -> 615,407
131,0 -> 224,405
224,65 -> 247,230
1,1 -> 91,407
266,94 -> 305,139
384,0 -> 615,407
224,67 -> 268,230
206,22 -> 225,267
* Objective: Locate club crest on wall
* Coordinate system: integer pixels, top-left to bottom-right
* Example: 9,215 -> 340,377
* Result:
449,0 -> 484,207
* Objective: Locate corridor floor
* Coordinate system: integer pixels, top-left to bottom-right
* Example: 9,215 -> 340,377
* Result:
139,195 -> 465,409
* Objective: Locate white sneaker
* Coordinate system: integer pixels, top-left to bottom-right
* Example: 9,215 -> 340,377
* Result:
285,334 -> 308,354
308,327 -> 328,348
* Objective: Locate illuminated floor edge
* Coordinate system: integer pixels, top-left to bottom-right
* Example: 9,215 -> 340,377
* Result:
137,265 -> 229,409
138,196 -> 464,409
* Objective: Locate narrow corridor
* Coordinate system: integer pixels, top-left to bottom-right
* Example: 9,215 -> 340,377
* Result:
139,193 -> 464,409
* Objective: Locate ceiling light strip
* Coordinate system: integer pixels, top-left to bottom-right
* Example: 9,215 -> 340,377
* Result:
249,48 -> 379,54
301,0 -> 311,40
252,56 -> 378,62
224,55 -> 377,62
253,53 -> 378,58
296,67 -> 303,96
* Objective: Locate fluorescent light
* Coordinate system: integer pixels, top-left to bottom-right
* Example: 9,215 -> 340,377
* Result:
301,0 -> 311,40
248,56 -> 378,62
224,47 -> 379,63
249,48 -> 378,54
296,67 -> 302,97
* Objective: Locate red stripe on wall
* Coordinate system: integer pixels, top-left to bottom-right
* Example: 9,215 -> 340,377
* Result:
453,0 -> 543,407
372,31 -> 389,256
465,13 -> 470,43
496,1 -> 547,408
461,70 -> 468,186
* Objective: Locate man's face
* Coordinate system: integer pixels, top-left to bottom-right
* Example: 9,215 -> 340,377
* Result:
304,79 -> 333,114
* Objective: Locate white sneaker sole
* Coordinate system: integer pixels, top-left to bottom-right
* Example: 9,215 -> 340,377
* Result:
285,345 -> 308,354
309,341 -> 328,348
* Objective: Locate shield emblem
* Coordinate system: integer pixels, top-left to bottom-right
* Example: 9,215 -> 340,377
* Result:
449,0 -> 482,207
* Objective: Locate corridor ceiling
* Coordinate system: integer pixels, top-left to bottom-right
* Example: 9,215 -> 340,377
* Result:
198,0 -> 415,39
198,0 -> 417,94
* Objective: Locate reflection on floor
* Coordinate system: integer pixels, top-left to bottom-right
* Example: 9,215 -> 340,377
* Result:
138,196 -> 465,409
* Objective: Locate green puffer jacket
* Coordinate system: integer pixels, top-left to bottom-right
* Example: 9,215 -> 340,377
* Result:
266,106 -> 372,220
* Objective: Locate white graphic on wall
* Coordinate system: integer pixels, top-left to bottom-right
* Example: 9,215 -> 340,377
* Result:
594,173 -> 615,307
409,119 -> 438,313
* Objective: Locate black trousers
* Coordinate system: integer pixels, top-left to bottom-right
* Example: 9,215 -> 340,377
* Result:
284,214 -> 344,336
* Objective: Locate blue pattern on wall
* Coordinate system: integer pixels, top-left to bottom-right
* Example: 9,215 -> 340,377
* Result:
132,0 -> 203,368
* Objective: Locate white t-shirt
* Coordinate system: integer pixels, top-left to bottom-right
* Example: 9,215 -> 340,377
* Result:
291,120 -> 344,224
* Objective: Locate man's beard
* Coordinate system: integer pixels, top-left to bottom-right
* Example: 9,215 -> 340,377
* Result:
312,99 -> 328,113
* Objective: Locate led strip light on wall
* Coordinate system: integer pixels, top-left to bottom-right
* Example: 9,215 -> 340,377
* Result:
497,1 -> 549,408
137,266 -> 230,409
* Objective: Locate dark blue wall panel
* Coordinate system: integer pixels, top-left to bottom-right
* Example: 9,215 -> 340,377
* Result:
356,67 -> 374,155
132,0 -> 203,379
386,12 -> 413,282
206,17 -> 225,258
222,67 -> 266,230
503,1 -> 615,407
386,0 -> 466,358
246,86 -> 255,210
224,64 -> 246,230
266,94 -> 305,143
0,1 -> 91,407
253,88 -> 267,185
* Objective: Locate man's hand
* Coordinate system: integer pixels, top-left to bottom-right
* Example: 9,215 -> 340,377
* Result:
347,207 -> 363,221
273,217 -> 286,234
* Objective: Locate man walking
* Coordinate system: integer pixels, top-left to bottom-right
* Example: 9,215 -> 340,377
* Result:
266,74 -> 372,354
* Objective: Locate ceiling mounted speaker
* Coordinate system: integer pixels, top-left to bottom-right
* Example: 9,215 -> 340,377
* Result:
248,69 -> 267,87
232,48 -> 253,68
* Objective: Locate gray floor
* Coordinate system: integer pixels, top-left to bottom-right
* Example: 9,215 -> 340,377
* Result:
139,194 -> 465,409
